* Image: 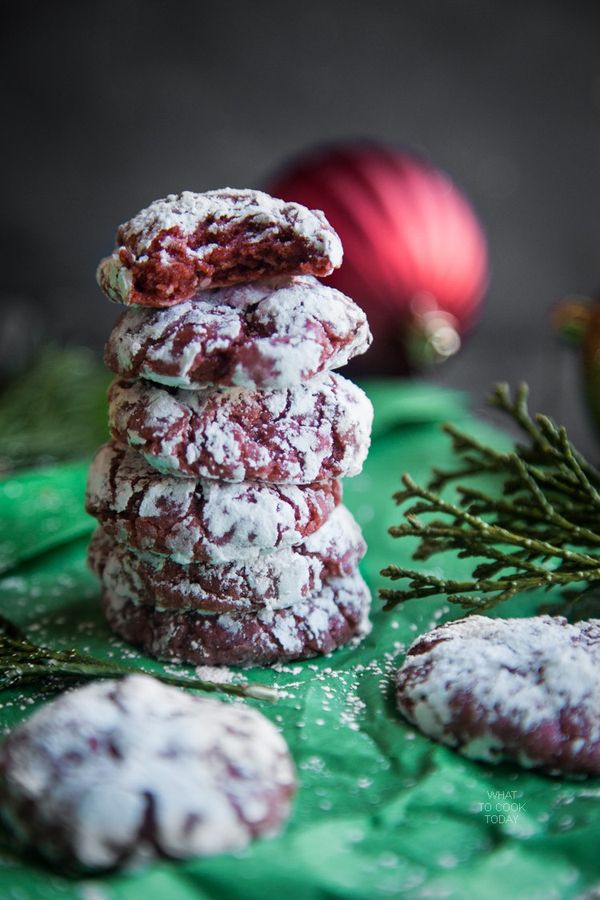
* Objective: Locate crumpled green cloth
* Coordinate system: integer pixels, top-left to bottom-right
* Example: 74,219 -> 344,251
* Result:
0,381 -> 598,900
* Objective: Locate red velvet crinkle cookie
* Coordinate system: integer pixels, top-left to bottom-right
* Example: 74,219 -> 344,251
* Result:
102,571 -> 372,667
108,372 -> 373,483
88,506 -> 366,613
104,275 -> 371,390
85,443 -> 341,564
96,188 -> 343,307
395,615 -> 600,775
0,674 -> 295,870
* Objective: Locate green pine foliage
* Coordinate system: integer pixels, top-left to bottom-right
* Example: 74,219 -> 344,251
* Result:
0,612 -> 277,701
381,383 -> 600,612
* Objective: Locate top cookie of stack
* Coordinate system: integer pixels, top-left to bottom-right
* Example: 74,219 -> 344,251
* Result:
89,188 -> 374,668
97,188 -> 343,306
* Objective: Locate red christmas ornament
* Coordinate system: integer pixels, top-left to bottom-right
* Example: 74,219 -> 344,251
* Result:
268,142 -> 489,375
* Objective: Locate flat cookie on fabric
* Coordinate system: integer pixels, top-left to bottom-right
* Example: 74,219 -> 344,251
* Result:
102,571 -> 372,668
0,675 -> 295,870
96,188 -> 343,307
104,275 -> 371,390
108,373 -> 373,483
89,505 -> 366,613
395,615 -> 600,776
85,443 -> 341,564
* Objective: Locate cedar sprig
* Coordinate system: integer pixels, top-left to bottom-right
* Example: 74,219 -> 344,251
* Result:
0,613 -> 277,701
380,383 -> 600,612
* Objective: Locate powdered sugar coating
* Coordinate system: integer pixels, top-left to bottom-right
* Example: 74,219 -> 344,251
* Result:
102,571 -> 372,668
0,675 -> 295,869
85,443 -> 341,564
108,373 -> 373,483
395,615 -> 600,775
89,506 -> 365,613
96,188 -> 343,307
104,276 -> 371,390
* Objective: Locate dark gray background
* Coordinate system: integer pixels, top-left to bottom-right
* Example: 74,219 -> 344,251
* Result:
2,0 -> 600,452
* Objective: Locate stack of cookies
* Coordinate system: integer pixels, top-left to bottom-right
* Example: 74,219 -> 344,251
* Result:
86,188 -> 374,667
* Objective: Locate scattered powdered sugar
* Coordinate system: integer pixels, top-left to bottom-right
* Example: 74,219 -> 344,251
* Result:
396,615 -> 600,774
107,372 -> 373,484
104,275 -> 371,390
194,665 -> 236,683
0,675 -> 295,869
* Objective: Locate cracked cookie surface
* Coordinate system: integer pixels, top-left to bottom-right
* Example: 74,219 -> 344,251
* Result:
104,275 -> 371,390
85,443 -> 341,564
108,372 -> 373,483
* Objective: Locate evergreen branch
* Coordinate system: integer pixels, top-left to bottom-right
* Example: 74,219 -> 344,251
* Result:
0,613 -> 277,702
381,383 -> 600,614
391,475 -> 599,566
495,383 -> 600,486
491,383 -> 548,451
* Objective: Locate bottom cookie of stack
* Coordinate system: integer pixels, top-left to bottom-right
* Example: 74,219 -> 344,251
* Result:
100,571 -> 371,667
89,503 -> 372,666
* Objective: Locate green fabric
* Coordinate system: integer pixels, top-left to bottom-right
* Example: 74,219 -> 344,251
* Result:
0,381 -> 598,900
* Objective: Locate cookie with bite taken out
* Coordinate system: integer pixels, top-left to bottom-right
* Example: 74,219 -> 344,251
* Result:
97,188 -> 343,307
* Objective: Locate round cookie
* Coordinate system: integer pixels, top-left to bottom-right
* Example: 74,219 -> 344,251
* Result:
108,372 -> 373,483
0,674 -> 295,870
89,505 -> 366,613
102,571 -> 372,667
85,443 -> 341,564
104,275 -> 371,390
96,188 -> 343,307
395,615 -> 600,775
